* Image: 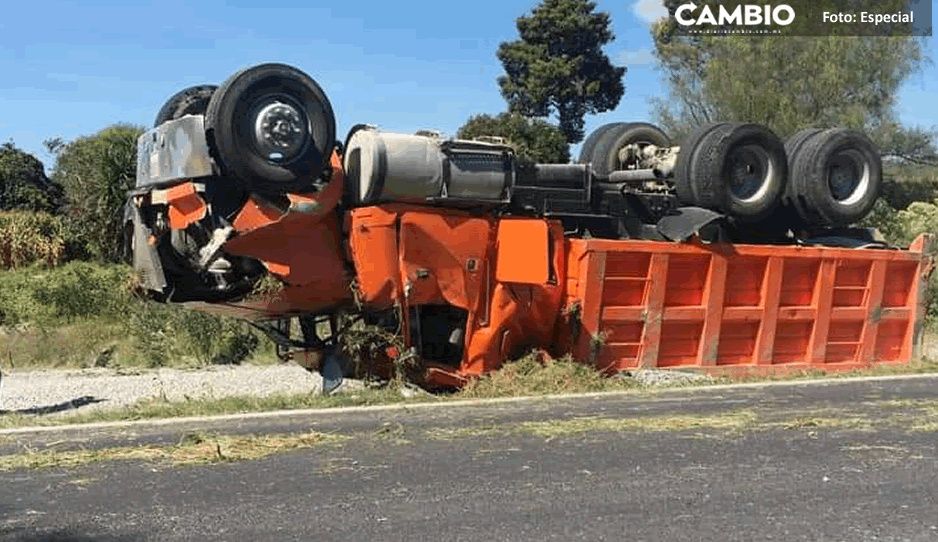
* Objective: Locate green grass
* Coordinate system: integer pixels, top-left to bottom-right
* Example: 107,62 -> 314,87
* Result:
0,262 -> 274,369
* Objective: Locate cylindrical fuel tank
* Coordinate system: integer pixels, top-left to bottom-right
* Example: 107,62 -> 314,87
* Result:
343,126 -> 515,206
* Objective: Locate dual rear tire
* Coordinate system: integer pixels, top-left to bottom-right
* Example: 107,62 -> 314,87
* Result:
674,122 -> 788,222
580,120 -> 882,228
784,128 -> 881,227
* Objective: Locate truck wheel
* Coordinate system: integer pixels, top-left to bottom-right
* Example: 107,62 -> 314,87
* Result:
788,128 -> 882,227
578,122 -> 624,165
205,63 -> 336,193
683,123 -> 788,222
673,122 -> 731,205
154,85 -> 217,127
587,122 -> 670,178
781,128 -> 824,221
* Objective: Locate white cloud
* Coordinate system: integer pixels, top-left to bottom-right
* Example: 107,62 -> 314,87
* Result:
632,0 -> 668,24
616,48 -> 657,66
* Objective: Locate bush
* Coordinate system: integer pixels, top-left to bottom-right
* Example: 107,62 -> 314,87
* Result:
125,303 -> 261,367
863,197 -> 938,323
0,261 -> 133,326
50,124 -> 143,262
0,262 -> 266,367
863,198 -> 938,248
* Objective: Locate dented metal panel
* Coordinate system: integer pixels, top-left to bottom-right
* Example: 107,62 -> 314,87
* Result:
136,115 -> 214,187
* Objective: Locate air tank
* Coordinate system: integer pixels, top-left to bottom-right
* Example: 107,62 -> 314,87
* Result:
343,126 -> 515,206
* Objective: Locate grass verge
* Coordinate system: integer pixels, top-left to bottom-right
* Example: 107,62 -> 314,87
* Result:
0,387 -> 433,430
2,355 -> 938,431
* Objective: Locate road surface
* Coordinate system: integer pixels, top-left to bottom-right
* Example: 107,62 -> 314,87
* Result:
1,375 -> 938,541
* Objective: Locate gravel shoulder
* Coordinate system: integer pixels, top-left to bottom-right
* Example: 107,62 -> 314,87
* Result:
0,364 -> 322,414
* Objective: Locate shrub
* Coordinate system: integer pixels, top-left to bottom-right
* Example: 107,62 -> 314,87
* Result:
863,197 -> 938,322
0,262 -> 265,367
125,303 -> 261,367
0,261 -> 133,326
863,198 -> 938,247
50,124 -> 144,262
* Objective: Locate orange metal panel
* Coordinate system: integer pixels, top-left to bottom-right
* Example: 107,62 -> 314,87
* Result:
808,259 -> 836,363
495,219 -> 551,284
348,206 -> 402,308
857,260 -> 887,363
754,256 -> 783,365
639,253 -> 669,369
565,236 -> 932,375
165,182 -> 207,230
698,254 -> 727,365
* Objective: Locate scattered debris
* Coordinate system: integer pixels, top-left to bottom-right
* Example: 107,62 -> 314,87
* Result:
623,369 -> 713,387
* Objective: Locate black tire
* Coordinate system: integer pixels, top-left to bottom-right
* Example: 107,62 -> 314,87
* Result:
673,122 -> 731,205
205,63 -> 336,194
577,122 -> 625,164
788,128 -> 882,227
587,122 -> 670,178
782,128 -> 824,219
683,123 -> 788,222
154,85 -> 217,127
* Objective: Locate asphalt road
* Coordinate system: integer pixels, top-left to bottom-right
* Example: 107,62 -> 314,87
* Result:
2,375 -> 938,541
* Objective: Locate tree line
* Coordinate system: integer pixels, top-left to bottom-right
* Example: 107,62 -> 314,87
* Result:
1,0 -> 935,270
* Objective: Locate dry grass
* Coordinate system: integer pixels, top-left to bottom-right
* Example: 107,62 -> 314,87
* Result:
0,431 -> 341,472
872,399 -> 938,432
427,410 -> 758,440
772,416 -> 875,431
0,387 -> 431,430
457,353 -> 636,398
517,410 -> 758,438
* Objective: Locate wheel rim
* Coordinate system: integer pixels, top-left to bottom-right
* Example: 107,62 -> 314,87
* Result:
827,149 -> 870,205
249,94 -> 310,163
726,144 -> 774,203
617,140 -> 654,169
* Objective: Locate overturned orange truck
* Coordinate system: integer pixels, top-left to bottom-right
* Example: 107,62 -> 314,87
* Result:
125,63 -> 933,390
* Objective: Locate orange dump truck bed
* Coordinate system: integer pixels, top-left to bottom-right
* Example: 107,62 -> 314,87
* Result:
346,206 -> 933,386
565,235 -> 934,375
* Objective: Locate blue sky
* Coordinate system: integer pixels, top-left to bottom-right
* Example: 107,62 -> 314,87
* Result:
0,0 -> 934,166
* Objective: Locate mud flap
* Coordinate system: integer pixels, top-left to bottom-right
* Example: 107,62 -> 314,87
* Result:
656,207 -> 725,242
126,201 -> 168,292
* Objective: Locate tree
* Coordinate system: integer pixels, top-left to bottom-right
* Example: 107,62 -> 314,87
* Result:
457,112 -> 570,163
0,142 -> 62,213
497,0 -> 625,144
51,124 -> 144,262
651,5 -> 925,143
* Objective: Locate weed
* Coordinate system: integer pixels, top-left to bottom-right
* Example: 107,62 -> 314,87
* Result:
458,352 -> 635,398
